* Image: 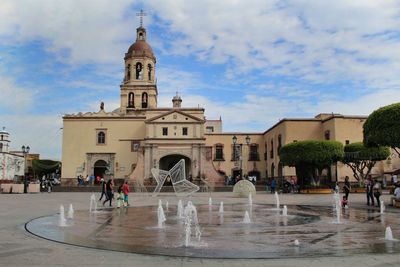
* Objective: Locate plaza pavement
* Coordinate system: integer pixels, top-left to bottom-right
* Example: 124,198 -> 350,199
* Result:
0,191 -> 399,267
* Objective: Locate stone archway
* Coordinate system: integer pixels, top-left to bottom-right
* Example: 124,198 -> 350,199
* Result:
159,154 -> 191,185
94,160 -> 107,179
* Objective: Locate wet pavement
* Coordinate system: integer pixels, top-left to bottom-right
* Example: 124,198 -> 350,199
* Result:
1,192 -> 400,266
26,201 -> 400,259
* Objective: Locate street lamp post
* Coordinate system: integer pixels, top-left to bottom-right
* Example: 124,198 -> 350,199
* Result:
22,145 -> 30,193
232,135 -> 251,180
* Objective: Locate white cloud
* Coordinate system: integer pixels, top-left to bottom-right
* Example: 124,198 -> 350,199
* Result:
0,114 -> 62,160
146,0 -> 400,89
0,0 -> 139,65
0,75 -> 34,112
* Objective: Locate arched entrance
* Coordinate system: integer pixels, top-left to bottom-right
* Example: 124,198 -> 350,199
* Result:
94,160 -> 107,179
159,155 -> 191,185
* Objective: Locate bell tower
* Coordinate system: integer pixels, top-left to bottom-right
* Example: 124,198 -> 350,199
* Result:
120,10 -> 157,113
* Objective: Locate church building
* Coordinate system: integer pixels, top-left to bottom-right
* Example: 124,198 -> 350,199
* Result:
61,23 -> 400,187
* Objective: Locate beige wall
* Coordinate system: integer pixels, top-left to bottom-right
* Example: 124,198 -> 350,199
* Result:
62,118 -> 145,179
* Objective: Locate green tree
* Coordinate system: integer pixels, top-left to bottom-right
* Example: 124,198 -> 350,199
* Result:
363,102 -> 400,156
342,142 -> 390,182
280,140 -> 344,187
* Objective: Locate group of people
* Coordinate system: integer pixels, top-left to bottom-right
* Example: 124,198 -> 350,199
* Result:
77,175 -> 102,186
339,175 -> 400,209
99,178 -> 130,208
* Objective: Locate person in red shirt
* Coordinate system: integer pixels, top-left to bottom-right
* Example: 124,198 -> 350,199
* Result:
122,181 -> 130,207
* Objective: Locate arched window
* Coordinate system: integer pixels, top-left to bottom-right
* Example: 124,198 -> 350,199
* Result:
97,131 -> 106,144
0,143 -> 3,152
136,62 -> 143,80
128,92 -> 134,108
141,92 -> 148,108
148,64 -> 153,81
278,162 -> 283,178
139,32 -> 144,40
126,64 -> 131,80
270,139 -> 274,158
324,130 -> 330,140
271,163 -> 275,178
277,134 -> 282,155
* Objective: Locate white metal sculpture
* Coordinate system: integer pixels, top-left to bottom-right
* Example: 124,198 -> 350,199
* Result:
151,159 -> 199,197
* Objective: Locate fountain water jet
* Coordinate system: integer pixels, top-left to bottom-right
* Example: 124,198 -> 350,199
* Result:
275,192 -> 280,209
385,226 -> 394,241
59,205 -> 67,227
157,200 -> 166,228
333,192 -> 341,224
219,202 -> 224,213
67,204 -> 74,219
184,201 -> 202,247
166,200 -> 169,211
89,194 -> 97,213
294,239 -> 300,246
209,197 -> 212,207
282,205 -> 288,217
248,194 -> 252,206
380,200 -> 385,214
177,200 -> 184,218
243,211 -> 251,224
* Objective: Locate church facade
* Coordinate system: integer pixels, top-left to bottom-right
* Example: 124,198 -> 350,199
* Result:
61,25 -> 400,186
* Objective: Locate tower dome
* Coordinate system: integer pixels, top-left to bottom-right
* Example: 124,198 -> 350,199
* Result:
125,27 -> 156,61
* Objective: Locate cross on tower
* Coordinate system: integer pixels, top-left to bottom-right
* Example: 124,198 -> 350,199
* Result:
136,9 -> 147,27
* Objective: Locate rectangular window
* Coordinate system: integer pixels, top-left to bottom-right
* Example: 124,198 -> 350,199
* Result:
214,145 -> 224,161
162,127 -> 168,136
206,126 -> 214,133
249,144 -> 260,161
345,140 -> 350,145
182,127 -> 188,136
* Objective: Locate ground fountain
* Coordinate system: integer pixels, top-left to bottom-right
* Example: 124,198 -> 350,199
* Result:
282,205 -> 288,217
67,204 -> 74,219
385,226 -> 394,241
380,200 -> 385,214
177,199 -> 184,218
157,200 -> 166,228
27,196 -> 400,259
243,211 -> 251,224
219,202 -> 224,213
333,192 -> 341,224
58,205 -> 67,227
89,194 -> 97,213
275,191 -> 280,209
184,201 -> 202,247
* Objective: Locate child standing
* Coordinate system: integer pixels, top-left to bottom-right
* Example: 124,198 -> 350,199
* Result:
116,185 -> 124,208
341,195 -> 348,209
122,181 -> 130,207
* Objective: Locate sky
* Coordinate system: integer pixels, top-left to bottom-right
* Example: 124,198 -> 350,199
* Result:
1,0 -> 400,160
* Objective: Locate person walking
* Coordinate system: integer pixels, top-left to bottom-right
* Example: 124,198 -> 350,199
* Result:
373,180 -> 382,207
366,176 -> 375,206
343,176 -> 351,200
122,181 -> 130,207
102,179 -> 114,207
271,178 -> 277,194
99,178 -> 106,201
